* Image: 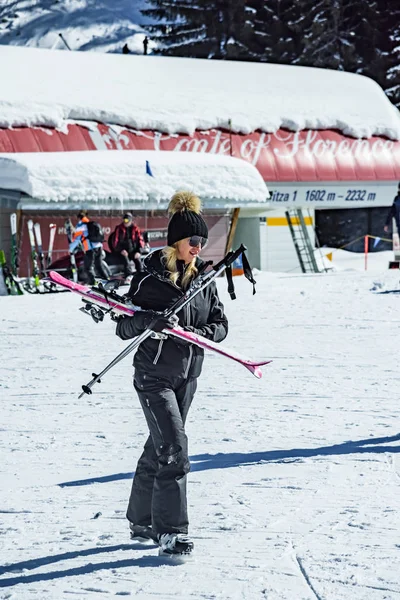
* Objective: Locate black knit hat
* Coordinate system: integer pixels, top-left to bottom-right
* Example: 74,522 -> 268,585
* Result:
167,191 -> 208,246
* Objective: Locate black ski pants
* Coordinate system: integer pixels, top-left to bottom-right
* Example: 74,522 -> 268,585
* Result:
84,247 -> 111,284
120,249 -> 142,275
127,372 -> 197,535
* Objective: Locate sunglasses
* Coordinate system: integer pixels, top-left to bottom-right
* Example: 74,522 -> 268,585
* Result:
188,235 -> 208,248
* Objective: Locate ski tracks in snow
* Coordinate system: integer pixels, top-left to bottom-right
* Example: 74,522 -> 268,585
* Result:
293,550 -> 323,600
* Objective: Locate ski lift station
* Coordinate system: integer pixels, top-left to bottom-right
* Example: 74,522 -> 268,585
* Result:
1,44 -> 400,274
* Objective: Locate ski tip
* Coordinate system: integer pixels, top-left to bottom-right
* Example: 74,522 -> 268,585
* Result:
246,365 -> 263,378
46,272 -> 61,285
250,360 -> 273,367
247,360 -> 272,378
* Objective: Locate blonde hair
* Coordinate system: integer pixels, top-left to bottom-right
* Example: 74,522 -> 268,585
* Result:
161,245 -> 198,290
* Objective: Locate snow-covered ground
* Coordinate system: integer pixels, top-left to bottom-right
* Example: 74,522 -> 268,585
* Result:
1,252 -> 400,599
316,247 -> 395,275
0,0 -> 154,54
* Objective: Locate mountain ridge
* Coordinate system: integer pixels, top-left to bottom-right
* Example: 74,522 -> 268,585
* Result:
0,0 -> 154,54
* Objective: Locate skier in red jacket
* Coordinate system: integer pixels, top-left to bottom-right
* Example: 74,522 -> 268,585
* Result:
110,213 -> 145,276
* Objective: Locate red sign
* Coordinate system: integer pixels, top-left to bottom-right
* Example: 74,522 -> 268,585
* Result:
1,124 -> 400,182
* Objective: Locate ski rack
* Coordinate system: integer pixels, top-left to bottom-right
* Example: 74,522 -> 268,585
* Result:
79,244 -> 249,398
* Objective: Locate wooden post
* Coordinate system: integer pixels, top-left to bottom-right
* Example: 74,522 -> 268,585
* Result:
225,207 -> 240,254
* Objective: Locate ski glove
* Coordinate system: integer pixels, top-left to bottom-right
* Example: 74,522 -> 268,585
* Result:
116,311 -> 178,340
147,312 -> 179,333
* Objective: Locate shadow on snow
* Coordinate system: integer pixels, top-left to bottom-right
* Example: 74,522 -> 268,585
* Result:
0,543 -> 172,587
58,432 -> 400,488
1,433 -> 399,587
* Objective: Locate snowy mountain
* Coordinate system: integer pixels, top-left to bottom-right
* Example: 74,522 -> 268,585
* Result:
0,0 -> 154,54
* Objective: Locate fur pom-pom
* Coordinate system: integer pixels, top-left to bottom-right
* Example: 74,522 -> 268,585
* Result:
168,190 -> 201,215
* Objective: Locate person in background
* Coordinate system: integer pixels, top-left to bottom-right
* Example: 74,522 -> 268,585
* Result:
143,36 -> 149,55
111,213 -> 145,276
116,190 -> 228,557
384,183 -> 400,234
69,210 -> 111,284
122,43 -> 130,55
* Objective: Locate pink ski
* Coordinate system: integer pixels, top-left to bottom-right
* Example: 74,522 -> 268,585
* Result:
47,271 -> 272,378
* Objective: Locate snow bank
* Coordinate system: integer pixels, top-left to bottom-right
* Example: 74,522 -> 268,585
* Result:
0,45 -> 399,139
0,150 -> 269,206
315,247 -> 394,273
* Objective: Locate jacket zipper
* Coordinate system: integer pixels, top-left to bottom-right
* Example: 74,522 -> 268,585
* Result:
146,263 -> 197,374
153,339 -> 164,365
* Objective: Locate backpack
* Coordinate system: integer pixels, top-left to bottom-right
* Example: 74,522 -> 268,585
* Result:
86,221 -> 104,243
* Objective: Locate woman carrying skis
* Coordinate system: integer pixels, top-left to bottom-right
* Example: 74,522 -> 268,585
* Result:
116,191 -> 228,556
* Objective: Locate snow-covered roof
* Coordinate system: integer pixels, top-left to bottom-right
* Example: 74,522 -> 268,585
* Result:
0,45 -> 399,139
0,150 -> 269,208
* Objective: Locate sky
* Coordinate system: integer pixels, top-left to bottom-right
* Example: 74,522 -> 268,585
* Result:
1,250 -> 400,599
0,44 -> 399,139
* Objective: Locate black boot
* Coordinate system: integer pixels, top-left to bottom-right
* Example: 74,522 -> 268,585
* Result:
157,533 -> 194,556
129,523 -> 156,543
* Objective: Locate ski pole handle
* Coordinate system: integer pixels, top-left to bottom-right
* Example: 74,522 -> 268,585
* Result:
212,244 -> 247,273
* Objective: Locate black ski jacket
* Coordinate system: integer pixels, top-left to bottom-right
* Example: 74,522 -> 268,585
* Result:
385,194 -> 400,232
116,250 -> 228,381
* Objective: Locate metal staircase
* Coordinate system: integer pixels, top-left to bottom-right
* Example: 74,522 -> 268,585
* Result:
285,209 -> 320,273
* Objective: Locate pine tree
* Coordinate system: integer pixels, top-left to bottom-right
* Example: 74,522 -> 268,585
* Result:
246,0 -> 305,64
141,0 -> 253,59
140,0 -> 400,109
296,0 -> 369,73
378,0 -> 400,108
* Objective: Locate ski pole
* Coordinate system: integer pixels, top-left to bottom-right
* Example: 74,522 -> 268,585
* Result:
59,33 -> 71,51
78,244 -> 248,397
79,327 -> 156,398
